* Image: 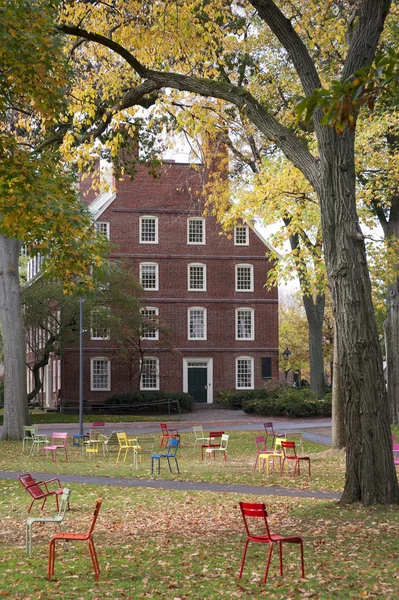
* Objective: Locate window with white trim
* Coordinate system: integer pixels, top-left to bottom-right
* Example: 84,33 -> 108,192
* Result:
140,307 -> 159,340
90,308 -> 110,340
188,307 -> 207,340
95,222 -> 110,239
188,263 -> 206,291
140,262 -> 159,290
235,264 -> 253,292
140,216 -> 158,244
234,225 -> 249,245
140,357 -> 160,390
236,308 -> 254,340
236,357 -> 254,389
90,357 -> 111,391
187,217 -> 205,244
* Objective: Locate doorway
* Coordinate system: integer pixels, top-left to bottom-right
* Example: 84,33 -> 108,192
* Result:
183,358 -> 213,404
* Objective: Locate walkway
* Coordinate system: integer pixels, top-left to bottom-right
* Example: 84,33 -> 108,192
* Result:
1,470 -> 340,501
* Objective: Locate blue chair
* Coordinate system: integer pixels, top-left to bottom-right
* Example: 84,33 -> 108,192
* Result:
151,439 -> 180,474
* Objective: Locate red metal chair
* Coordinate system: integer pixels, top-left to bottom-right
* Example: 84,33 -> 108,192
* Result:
280,441 -> 311,476
18,473 -> 65,513
201,431 -> 224,460
48,498 -> 102,581
239,502 -> 305,584
43,432 -> 69,463
160,423 -> 180,448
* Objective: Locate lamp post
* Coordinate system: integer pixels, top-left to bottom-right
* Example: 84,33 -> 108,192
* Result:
79,297 -> 85,436
283,347 -> 291,381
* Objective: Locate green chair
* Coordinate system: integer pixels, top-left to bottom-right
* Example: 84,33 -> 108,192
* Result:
29,431 -> 50,455
26,488 -> 72,557
23,426 -> 38,452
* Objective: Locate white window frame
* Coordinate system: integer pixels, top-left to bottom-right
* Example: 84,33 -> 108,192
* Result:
235,263 -> 254,292
140,262 -> 159,291
140,356 -> 160,390
139,215 -> 158,244
90,357 -> 111,391
188,307 -> 207,340
90,308 -> 111,341
236,308 -> 254,340
187,217 -> 205,245
236,356 -> 254,390
140,307 -> 159,340
95,221 -> 110,240
234,225 -> 249,246
188,263 -> 206,291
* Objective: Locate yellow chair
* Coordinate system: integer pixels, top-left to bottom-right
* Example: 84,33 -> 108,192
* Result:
84,429 -> 106,457
116,433 -> 140,464
258,436 -> 287,474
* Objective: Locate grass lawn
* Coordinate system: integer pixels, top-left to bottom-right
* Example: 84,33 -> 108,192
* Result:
0,410 -> 179,425
0,481 -> 398,599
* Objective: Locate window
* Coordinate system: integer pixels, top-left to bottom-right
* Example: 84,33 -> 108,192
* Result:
188,307 -> 207,340
140,262 -> 159,290
140,307 -> 159,340
90,308 -> 110,340
261,357 -> 272,379
95,222 -> 110,239
188,263 -> 206,291
234,225 -> 249,245
236,308 -> 254,340
236,357 -> 254,389
235,264 -> 253,292
140,216 -> 158,244
91,358 -> 111,391
187,217 -> 205,244
140,357 -> 159,390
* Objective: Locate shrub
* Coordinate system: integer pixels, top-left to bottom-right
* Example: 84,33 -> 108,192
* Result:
104,391 -> 193,413
263,378 -> 291,397
242,388 -> 332,418
220,388 -> 269,410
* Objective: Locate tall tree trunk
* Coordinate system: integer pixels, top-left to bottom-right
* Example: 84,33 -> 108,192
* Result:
317,129 -> 398,504
0,235 -> 28,439
302,293 -> 325,398
384,278 -> 399,423
332,321 -> 346,449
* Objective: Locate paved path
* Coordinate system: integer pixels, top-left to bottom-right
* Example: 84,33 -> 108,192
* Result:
1,470 -> 340,501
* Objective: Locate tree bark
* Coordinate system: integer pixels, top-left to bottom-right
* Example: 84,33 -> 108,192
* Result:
332,320 -> 346,449
0,235 -> 29,439
384,279 -> 399,424
302,293 -> 325,398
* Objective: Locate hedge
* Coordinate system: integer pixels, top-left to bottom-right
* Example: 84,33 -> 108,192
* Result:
104,391 -> 193,413
242,388 -> 332,418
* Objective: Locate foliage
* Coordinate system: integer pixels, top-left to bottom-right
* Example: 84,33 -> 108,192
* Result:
0,378 -> 3,407
242,388 -> 332,418
105,391 -> 193,413
279,294 -> 311,378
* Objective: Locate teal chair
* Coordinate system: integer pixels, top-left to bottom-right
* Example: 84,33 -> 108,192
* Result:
151,439 -> 180,474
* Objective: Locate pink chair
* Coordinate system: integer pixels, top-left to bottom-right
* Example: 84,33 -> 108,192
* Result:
43,433 -> 68,463
393,443 -> 399,468
253,436 -> 273,471
392,434 -> 397,443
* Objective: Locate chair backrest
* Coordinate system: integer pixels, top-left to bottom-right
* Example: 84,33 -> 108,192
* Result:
116,432 -> 128,446
23,426 -> 38,439
393,443 -> 399,455
18,473 -> 44,498
167,439 -> 179,454
160,423 -> 169,433
274,435 -> 287,452
58,488 -> 72,517
220,434 -> 229,449
193,426 -> 204,439
393,434 -> 397,444
255,436 -> 267,452
87,499 -> 103,536
281,440 -> 297,457
89,428 -> 105,441
136,435 -> 156,454
105,431 -> 123,449
52,432 -> 68,446
264,422 -> 275,435
209,431 -> 224,441
239,502 -> 271,538
92,422 -> 105,428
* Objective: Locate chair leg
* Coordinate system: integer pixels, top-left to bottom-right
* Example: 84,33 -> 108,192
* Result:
238,540 -> 249,580
166,457 -> 172,472
48,539 -> 56,580
263,543 -> 274,584
299,540 -> 305,578
88,538 -> 100,580
279,541 -> 283,576
174,457 -> 180,474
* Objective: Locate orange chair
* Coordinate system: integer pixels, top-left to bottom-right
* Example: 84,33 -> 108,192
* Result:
239,502 -> 305,584
280,441 -> 311,477
160,423 -> 180,448
48,499 -> 102,581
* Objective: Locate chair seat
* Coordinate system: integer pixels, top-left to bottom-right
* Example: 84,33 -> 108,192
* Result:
27,515 -> 63,525
52,532 -> 90,541
248,533 -> 303,543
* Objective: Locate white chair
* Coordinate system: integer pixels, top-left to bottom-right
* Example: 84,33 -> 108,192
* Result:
26,488 -> 72,557
193,426 -> 211,447
23,426 -> 38,452
205,434 -> 229,464
30,431 -> 50,456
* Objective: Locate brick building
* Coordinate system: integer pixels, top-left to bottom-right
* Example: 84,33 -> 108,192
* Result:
27,157 -> 278,408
